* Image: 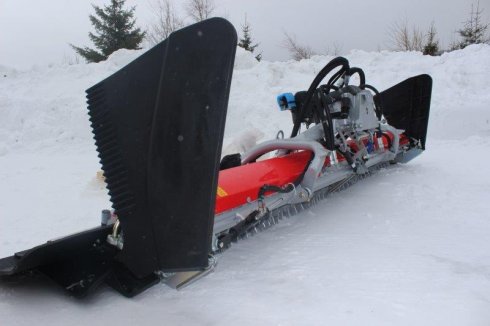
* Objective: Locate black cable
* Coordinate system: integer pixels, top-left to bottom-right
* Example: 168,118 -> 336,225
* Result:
258,184 -> 295,200
348,67 -> 366,87
381,133 -> 392,149
317,91 -> 335,150
361,84 -> 384,119
362,84 -> 380,95
327,68 -> 346,88
320,84 -> 339,93
290,57 -> 350,138
336,146 -> 356,169
326,67 -> 365,90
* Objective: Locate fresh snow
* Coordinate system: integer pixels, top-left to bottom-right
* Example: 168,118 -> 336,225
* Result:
1,45 -> 490,325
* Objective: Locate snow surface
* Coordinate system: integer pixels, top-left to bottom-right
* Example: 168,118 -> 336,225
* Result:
1,45 -> 490,325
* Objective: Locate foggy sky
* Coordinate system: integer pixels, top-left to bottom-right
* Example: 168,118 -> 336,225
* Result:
1,0 -> 489,68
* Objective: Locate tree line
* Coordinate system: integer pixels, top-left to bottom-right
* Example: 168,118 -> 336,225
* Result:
72,0 -> 489,63
72,0 -> 261,63
285,1 -> 489,59
389,1 -> 489,56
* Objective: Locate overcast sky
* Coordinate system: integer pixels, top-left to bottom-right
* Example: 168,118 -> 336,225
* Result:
1,0 -> 489,68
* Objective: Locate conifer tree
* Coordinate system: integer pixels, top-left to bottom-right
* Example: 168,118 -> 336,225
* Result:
423,22 -> 439,56
238,16 -> 262,62
456,1 -> 489,49
72,0 -> 146,63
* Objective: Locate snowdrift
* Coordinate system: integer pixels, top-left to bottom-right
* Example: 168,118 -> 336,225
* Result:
1,45 -> 489,156
1,44 -> 490,325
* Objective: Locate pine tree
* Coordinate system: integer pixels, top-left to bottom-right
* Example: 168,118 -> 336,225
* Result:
423,22 -> 439,56
456,1 -> 489,49
238,16 -> 262,62
72,0 -> 146,63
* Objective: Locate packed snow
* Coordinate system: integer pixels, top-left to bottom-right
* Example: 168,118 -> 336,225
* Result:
1,45 -> 490,325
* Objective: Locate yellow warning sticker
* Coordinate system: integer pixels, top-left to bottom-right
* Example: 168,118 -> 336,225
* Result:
217,186 -> 228,197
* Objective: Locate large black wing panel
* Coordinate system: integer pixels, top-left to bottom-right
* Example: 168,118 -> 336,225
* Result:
377,74 -> 432,149
87,18 -> 237,277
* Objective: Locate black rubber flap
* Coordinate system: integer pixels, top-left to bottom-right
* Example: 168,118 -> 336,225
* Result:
0,225 -> 159,298
0,226 -> 118,298
376,74 -> 432,149
0,226 -> 112,277
86,18 -> 237,277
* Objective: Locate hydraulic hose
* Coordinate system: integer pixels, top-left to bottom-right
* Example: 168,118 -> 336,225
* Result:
325,66 -> 365,89
327,67 -> 347,88
317,91 -> 335,150
258,184 -> 295,200
361,84 -> 384,119
348,67 -> 366,87
290,57 -> 350,138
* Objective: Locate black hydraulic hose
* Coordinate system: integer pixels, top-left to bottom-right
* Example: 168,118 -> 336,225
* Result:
362,84 -> 380,96
336,147 -> 355,168
320,84 -> 339,93
381,132 -> 392,149
326,66 -> 365,89
290,57 -> 350,138
327,68 -> 346,88
361,84 -> 384,119
317,91 -> 335,150
258,184 -> 295,200
348,67 -> 366,87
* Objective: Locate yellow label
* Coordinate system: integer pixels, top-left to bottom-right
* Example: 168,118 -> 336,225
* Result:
217,186 -> 228,197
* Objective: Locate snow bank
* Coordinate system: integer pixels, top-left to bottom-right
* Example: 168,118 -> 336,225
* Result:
1,45 -> 489,155
227,45 -> 490,145
0,49 -> 141,155
2,46 -> 490,325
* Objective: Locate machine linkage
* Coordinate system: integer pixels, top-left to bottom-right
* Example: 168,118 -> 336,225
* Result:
214,161 -> 390,254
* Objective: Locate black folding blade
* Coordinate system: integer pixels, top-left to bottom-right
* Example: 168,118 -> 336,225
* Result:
377,74 -> 432,149
0,18 -> 237,297
87,17 -> 237,277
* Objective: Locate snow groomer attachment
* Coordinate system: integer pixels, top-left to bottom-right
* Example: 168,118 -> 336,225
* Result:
0,18 -> 432,298
0,18 -> 237,298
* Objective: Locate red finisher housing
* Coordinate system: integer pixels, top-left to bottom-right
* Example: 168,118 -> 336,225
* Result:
215,131 -> 401,215
215,151 -> 312,214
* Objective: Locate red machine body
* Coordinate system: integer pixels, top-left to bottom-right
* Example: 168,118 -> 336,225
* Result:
215,131 -> 406,215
